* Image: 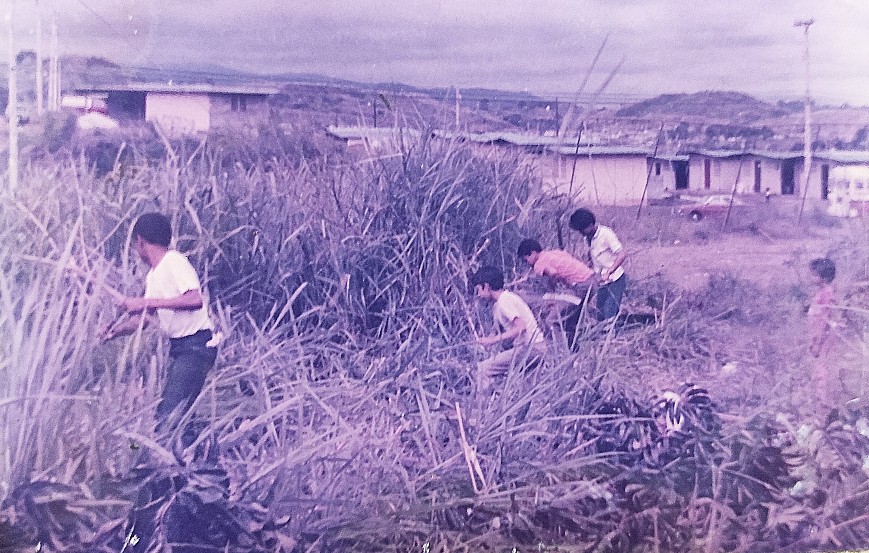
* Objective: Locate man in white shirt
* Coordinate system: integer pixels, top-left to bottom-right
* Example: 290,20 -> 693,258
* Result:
470,266 -> 545,393
104,213 -> 217,444
569,208 -> 628,320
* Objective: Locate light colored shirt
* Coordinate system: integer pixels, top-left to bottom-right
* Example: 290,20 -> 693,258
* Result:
533,249 -> 594,287
144,250 -> 213,339
493,291 -> 544,346
589,225 -> 625,283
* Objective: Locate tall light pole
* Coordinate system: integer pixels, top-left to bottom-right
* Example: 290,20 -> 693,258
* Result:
6,12 -> 18,195
795,18 -> 814,223
35,0 -> 43,116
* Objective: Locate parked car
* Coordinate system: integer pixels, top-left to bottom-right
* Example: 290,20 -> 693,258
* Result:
679,194 -> 745,221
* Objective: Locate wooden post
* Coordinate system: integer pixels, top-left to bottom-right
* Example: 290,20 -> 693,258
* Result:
7,13 -> 19,194
454,87 -> 461,129
49,19 -> 58,110
636,122 -> 665,219
795,19 -> 814,223
35,0 -> 43,116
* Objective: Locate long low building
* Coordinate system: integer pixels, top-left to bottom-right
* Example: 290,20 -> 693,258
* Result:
540,146 -> 869,205
325,125 -> 869,206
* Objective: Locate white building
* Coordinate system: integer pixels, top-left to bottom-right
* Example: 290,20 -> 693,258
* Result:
74,83 -> 279,135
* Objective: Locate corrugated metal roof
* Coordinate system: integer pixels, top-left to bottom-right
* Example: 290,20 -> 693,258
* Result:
745,150 -> 802,160
689,149 -> 745,159
435,130 -> 583,147
815,150 -> 869,164
76,83 -> 280,95
326,125 -> 423,140
548,145 -> 651,156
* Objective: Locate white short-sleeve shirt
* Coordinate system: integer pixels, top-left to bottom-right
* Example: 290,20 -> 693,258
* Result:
144,250 -> 213,338
493,291 -> 544,346
589,225 -> 625,283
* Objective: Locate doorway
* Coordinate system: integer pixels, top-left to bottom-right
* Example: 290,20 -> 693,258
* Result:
780,160 -> 796,195
821,164 -> 830,199
753,160 -> 762,193
673,161 -> 689,190
704,159 -> 711,189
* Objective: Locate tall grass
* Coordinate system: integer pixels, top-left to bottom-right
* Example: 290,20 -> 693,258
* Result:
1,128 -> 868,552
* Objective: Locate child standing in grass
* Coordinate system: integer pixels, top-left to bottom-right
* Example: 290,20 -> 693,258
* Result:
517,238 -> 595,349
807,257 -> 842,410
470,266 -> 545,394
103,213 -> 218,446
569,208 -> 629,320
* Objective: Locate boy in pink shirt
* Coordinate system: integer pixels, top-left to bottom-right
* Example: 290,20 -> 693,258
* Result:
807,257 -> 842,410
517,238 -> 595,349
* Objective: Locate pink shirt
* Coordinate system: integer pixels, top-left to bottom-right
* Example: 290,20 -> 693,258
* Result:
808,284 -> 835,344
533,250 -> 594,287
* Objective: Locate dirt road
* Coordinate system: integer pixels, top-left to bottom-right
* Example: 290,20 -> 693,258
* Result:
630,234 -> 837,290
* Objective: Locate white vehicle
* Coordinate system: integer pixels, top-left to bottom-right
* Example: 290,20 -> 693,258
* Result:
828,166 -> 869,218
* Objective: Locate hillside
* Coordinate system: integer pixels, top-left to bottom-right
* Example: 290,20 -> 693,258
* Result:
615,91 -> 801,123
5,55 -> 869,150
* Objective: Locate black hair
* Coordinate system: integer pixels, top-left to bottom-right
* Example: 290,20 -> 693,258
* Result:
809,257 -> 836,283
132,212 -> 172,247
517,238 -> 543,258
569,208 -> 596,231
469,265 -> 505,291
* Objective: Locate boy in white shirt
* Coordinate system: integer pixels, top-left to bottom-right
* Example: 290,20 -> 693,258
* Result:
569,208 -> 629,320
470,266 -> 545,393
104,213 -> 217,444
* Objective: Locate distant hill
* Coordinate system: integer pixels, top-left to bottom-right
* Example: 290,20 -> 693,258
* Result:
615,91 -> 802,123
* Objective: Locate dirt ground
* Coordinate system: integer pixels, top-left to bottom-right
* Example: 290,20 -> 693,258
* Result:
630,233 -> 836,290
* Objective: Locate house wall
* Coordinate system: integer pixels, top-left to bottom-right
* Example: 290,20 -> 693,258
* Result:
745,156 -> 788,196
145,93 -> 210,134
209,94 -> 271,131
688,156 -> 746,193
647,159 -> 679,192
537,154 -> 656,205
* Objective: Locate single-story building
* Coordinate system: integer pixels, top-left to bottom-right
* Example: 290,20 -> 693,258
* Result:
73,83 -> 279,135
541,145 -> 671,205
326,125 -> 423,155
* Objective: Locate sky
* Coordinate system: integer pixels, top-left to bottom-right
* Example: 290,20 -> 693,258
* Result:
5,0 -> 869,105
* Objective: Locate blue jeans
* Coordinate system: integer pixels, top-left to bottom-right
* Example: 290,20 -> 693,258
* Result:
155,329 -> 217,447
597,274 -> 627,320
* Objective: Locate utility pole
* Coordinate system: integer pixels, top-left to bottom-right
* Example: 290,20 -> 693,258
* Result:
7,13 -> 19,194
795,18 -> 814,223
454,87 -> 461,129
48,18 -> 58,110
35,0 -> 43,116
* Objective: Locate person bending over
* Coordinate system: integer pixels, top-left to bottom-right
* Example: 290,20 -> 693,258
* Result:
470,265 -> 545,394
517,238 -> 594,349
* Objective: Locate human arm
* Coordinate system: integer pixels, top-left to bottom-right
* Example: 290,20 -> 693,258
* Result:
477,317 -> 526,347
600,250 -> 628,283
120,289 -> 204,313
101,312 -> 149,341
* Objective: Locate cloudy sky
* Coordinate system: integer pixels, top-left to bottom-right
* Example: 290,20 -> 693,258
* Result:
6,0 -> 869,105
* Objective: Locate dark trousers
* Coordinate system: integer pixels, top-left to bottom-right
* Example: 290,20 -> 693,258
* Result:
561,305 -> 584,351
597,274 -> 628,320
155,329 -> 217,448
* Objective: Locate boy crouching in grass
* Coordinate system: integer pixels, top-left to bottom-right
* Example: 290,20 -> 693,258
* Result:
470,266 -> 545,394
517,238 -> 595,350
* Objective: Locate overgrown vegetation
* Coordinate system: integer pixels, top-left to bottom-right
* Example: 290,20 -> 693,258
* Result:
1,128 -> 868,552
